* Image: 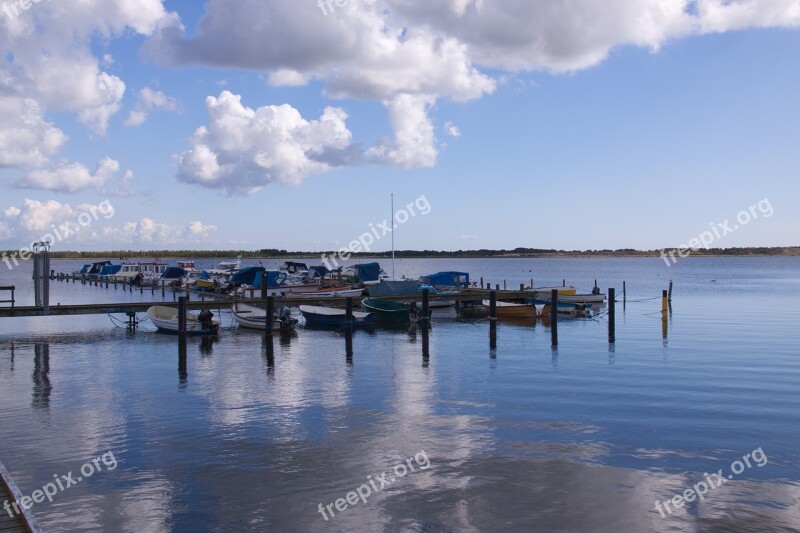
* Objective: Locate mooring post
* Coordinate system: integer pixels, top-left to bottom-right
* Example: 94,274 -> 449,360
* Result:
421,289 -> 430,327
668,280 -> 673,302
623,281 -> 627,302
662,290 -> 668,314
503,280 -> 507,290
480,277 -> 484,289
520,283 -> 525,292
421,326 -> 430,368
608,288 -> 616,344
489,290 -> 497,349
178,296 -> 188,336
563,279 -> 566,287
266,296 -> 275,336
345,297 -> 354,330
495,283 -> 500,291
261,274 -> 268,300
551,289 -> 558,346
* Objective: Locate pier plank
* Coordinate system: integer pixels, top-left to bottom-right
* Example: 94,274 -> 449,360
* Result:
0,462 -> 40,533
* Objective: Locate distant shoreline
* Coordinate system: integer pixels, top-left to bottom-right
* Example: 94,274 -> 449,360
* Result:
5,247 -> 798,261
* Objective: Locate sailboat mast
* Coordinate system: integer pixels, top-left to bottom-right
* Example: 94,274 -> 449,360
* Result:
391,193 -> 395,280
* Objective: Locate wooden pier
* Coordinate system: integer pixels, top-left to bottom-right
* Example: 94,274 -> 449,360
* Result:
0,462 -> 42,533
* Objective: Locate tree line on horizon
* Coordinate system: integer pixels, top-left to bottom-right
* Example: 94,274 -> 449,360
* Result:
1,246 -> 796,260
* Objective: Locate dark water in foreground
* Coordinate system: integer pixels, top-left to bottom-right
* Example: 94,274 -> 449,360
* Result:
1,257 -> 799,532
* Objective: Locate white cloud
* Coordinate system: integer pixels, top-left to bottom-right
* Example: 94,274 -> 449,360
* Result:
3,206 -> 21,218
19,199 -> 75,232
100,218 -> 219,245
444,121 -> 462,138
125,86 -> 179,126
175,91 -> 358,194
143,0 -> 800,188
0,221 -> 12,240
16,157 -> 132,194
1,0 -> 179,142
0,95 -> 67,168
367,94 -> 437,168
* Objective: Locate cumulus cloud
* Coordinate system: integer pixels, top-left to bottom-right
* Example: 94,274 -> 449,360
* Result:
125,87 -> 179,126
144,0 -> 800,188
0,94 -> 67,168
101,218 -> 219,245
15,157 -> 133,194
0,198 -> 217,247
175,91 -> 357,194
3,207 -> 21,219
0,0 -> 179,156
444,121 -> 462,138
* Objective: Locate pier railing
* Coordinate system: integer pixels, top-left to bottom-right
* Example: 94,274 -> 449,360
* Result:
0,285 -> 15,310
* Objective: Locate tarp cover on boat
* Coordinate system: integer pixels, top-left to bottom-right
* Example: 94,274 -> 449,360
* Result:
421,271 -> 470,287
98,264 -> 121,277
230,267 -> 265,286
367,280 -> 420,297
352,262 -> 381,283
308,265 -> 330,279
160,267 -> 186,280
250,270 -> 288,288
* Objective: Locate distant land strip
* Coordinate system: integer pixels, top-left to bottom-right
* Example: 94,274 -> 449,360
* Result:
3,247 -> 799,260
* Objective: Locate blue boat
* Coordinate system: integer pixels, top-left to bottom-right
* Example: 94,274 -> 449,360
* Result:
299,305 -> 373,327
420,271 -> 471,288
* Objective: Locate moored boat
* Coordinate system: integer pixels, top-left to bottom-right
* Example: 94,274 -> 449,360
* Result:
232,302 -> 298,331
299,305 -> 373,327
147,305 -> 220,334
294,287 -> 364,299
482,300 -> 536,318
361,297 -> 412,323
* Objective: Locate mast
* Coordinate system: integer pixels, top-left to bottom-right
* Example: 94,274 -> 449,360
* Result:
391,193 -> 395,280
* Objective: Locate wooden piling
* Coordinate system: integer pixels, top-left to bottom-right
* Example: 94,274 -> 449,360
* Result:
489,290 -> 497,349
178,296 -> 188,336
261,274 -> 268,300
562,279 -> 566,287
520,283 -> 525,291
550,289 -> 558,346
668,280 -> 673,302
345,297 -> 353,330
608,288 -> 616,344
495,283 -> 500,291
266,296 -> 275,336
623,281 -> 627,302
421,288 -> 429,327
503,280 -> 507,290
662,290 -> 668,314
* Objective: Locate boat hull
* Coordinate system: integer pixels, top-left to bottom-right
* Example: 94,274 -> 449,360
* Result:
232,303 -> 295,331
299,305 -> 373,327
147,306 -> 220,335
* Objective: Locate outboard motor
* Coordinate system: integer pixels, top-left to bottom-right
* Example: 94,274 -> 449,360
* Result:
278,307 -> 295,330
592,286 -> 601,295
198,309 -> 219,334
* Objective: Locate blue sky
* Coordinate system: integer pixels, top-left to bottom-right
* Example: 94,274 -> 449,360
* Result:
0,1 -> 798,252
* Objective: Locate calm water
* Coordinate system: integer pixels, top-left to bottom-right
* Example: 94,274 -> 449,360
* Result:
1,257 -> 799,532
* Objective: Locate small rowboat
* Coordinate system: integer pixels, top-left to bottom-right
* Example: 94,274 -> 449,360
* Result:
232,302 -> 297,331
482,300 -> 535,318
299,305 -> 373,327
361,298 -> 411,323
294,287 -> 364,299
147,305 -> 220,335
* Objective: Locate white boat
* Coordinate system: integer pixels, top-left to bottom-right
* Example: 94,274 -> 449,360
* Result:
412,300 -> 457,319
294,288 -> 364,299
147,305 -> 220,334
299,305 -> 373,326
232,302 -> 297,331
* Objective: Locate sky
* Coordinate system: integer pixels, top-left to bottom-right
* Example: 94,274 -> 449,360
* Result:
0,0 -> 798,253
